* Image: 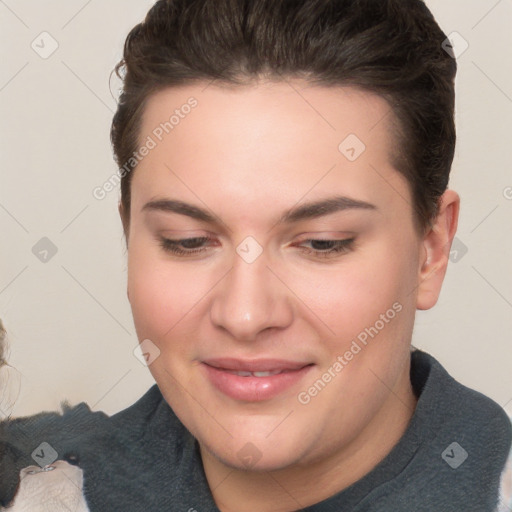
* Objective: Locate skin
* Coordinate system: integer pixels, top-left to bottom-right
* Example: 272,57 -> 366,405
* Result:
120,80 -> 459,511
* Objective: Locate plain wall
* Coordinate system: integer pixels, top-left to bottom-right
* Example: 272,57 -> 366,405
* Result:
0,0 -> 511,418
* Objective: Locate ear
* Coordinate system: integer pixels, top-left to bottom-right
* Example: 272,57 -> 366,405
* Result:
416,189 -> 460,310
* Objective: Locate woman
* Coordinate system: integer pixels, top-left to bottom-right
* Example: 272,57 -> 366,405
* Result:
1,0 -> 511,510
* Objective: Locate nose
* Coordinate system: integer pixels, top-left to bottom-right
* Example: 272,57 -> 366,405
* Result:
209,247 -> 293,342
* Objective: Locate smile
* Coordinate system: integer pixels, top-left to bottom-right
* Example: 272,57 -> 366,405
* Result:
201,358 -> 314,401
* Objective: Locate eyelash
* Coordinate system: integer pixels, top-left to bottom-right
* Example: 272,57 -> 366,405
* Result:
158,236 -> 356,259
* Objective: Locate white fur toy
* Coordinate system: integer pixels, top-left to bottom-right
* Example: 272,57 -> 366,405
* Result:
3,459 -> 89,512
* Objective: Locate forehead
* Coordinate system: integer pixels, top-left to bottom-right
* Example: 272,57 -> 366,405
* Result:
140,80 -> 395,155
131,80 -> 410,228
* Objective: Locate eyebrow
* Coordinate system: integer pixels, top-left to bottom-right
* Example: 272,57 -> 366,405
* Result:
142,195 -> 377,226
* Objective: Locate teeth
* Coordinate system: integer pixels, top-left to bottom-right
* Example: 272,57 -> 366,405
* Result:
227,369 -> 283,377
253,370 -> 281,377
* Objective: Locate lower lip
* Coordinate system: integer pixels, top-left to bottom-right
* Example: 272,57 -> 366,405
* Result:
201,363 -> 313,402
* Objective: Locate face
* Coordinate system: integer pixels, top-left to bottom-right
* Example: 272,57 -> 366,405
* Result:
125,80 -> 424,471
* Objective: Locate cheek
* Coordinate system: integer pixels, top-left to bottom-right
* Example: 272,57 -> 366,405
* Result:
127,220 -> 420,349
294,244 -> 418,428
295,236 -> 420,406
127,263 -> 172,339
127,239 -> 214,344
300,239 -> 418,339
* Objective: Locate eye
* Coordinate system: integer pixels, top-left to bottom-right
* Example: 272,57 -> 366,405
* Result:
158,236 -> 215,256
295,238 -> 356,258
157,236 -> 356,259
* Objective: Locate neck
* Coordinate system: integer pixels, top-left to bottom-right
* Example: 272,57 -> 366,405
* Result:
200,364 -> 418,512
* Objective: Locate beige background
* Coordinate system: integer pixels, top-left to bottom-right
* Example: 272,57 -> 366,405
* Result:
0,0 -> 511,418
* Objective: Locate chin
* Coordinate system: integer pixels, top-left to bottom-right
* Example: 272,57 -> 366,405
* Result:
206,441 -> 305,473
198,417 -> 319,473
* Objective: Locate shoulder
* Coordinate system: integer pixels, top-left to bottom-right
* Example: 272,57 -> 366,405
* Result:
412,349 -> 512,449
407,350 -> 512,510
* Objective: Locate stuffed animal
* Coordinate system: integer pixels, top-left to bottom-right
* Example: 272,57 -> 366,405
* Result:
3,459 -> 90,512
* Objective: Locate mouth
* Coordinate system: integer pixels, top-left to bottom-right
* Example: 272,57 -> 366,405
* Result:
203,357 -> 311,372
201,358 -> 314,401
222,369 -> 289,377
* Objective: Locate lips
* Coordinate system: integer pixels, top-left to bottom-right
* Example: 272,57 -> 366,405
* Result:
201,358 -> 313,401
203,357 -> 310,372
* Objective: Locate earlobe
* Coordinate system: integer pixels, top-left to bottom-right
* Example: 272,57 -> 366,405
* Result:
416,189 -> 460,311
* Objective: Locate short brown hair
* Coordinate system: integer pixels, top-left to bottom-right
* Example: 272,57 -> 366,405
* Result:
111,0 -> 456,236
